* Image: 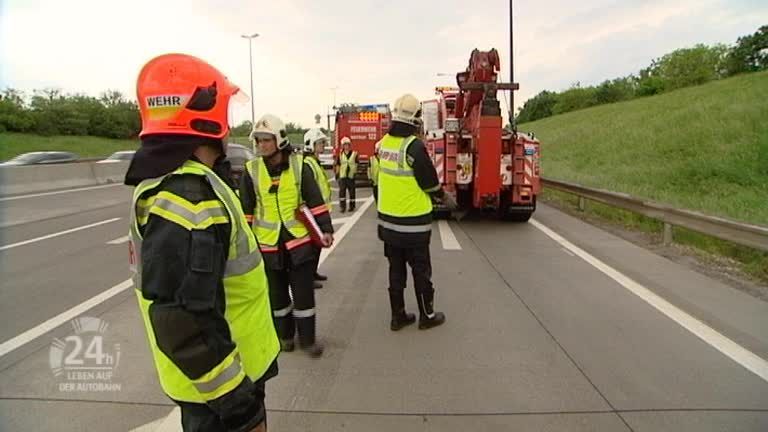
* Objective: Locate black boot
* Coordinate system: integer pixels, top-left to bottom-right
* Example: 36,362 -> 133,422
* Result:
301,341 -> 325,358
417,292 -> 445,330
314,273 -> 328,281
389,290 -> 416,331
313,281 -> 323,289
296,315 -> 324,358
280,339 -> 295,352
273,314 -> 296,341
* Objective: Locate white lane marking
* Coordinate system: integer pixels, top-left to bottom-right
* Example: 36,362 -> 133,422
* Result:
320,197 -> 375,266
0,183 -> 123,202
0,218 -> 121,251
331,216 -> 351,225
136,196 -> 377,432
107,235 -> 129,245
438,220 -> 462,250
561,247 -> 575,257
0,279 -> 133,358
530,218 -> 768,383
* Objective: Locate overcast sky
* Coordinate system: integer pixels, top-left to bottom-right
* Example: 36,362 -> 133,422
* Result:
1,0 -> 766,128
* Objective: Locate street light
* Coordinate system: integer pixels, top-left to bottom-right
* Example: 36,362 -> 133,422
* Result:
241,32 -> 259,125
329,86 -> 339,108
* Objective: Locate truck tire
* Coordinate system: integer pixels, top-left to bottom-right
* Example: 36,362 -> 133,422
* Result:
504,210 -> 533,223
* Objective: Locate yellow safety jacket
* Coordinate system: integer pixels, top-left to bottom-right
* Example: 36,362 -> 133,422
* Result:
377,134 -> 433,231
129,160 -> 279,403
245,154 -> 311,252
339,151 -> 358,179
368,155 -> 380,186
305,156 -> 332,210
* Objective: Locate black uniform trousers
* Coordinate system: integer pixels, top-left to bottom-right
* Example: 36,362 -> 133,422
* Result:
338,177 -> 356,211
384,242 -> 434,307
266,259 -> 317,346
311,245 -> 322,278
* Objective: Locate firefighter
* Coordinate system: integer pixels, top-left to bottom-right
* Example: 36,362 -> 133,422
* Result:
377,93 -> 458,331
368,142 -> 380,202
303,129 -> 332,288
125,54 -> 278,432
240,114 -> 334,358
335,137 -> 358,213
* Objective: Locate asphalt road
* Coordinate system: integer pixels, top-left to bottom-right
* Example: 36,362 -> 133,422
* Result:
0,181 -> 766,431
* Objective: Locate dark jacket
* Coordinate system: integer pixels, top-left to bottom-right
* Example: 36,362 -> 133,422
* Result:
378,122 -> 445,247
239,153 -> 334,270
138,166 -> 276,431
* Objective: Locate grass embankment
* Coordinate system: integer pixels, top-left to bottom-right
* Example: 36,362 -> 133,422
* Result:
519,71 -> 768,283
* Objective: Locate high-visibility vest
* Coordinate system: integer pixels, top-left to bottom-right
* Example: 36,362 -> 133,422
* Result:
377,134 -> 433,230
128,160 -> 279,403
368,155 -> 380,185
339,151 -> 358,179
304,156 -> 332,209
245,154 -> 311,251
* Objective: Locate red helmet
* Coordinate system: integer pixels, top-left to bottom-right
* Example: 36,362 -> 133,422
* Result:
136,53 -> 243,139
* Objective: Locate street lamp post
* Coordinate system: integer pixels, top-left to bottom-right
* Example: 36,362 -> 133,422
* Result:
241,33 -> 259,125
509,0 -> 515,129
330,86 -> 339,108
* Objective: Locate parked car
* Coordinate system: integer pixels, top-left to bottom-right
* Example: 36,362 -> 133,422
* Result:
318,144 -> 334,168
97,150 -> 136,163
226,143 -> 254,185
1,151 -> 78,166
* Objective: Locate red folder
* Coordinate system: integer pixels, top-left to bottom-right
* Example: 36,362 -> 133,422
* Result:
296,203 -> 326,248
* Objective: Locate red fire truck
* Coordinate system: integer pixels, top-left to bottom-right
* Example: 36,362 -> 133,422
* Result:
422,49 -> 541,221
333,103 -> 391,185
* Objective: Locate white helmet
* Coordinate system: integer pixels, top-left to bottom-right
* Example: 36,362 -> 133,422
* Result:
392,93 -> 422,126
341,136 -> 352,146
303,128 -> 327,153
250,114 -> 290,150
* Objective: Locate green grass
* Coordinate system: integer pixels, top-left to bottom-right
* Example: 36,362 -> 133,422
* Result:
0,133 -> 138,161
543,188 -> 768,284
520,71 -> 768,226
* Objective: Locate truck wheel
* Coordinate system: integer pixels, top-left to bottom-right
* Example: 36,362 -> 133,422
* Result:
504,211 -> 533,223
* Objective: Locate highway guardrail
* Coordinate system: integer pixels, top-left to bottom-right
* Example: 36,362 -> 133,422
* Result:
542,178 -> 768,252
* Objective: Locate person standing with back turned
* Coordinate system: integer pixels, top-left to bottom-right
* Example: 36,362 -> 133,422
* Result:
377,93 -> 458,331
125,54 -> 279,432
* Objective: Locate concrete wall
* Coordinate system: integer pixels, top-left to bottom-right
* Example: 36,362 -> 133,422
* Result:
0,162 -> 129,196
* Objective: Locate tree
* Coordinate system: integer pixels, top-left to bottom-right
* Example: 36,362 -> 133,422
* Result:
725,25 -> 768,76
552,84 -> 599,115
284,122 -> 305,135
230,120 -> 253,137
594,77 -> 635,104
0,88 -> 33,132
517,90 -> 558,123
655,44 -> 728,90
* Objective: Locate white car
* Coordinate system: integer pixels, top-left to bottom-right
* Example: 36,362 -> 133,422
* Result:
98,150 -> 136,163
